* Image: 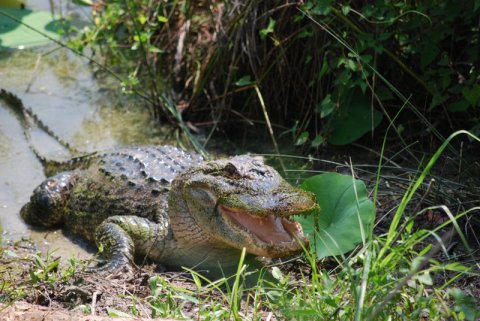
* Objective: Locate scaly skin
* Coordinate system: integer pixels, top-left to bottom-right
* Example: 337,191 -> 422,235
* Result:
21,145 -> 318,271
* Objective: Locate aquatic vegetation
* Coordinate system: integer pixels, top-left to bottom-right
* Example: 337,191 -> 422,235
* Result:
0,8 -> 67,48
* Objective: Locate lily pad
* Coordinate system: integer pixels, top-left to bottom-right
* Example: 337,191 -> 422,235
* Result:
0,8 -> 65,48
295,172 -> 375,258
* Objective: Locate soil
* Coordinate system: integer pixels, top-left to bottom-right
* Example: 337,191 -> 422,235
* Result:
0,237 -> 202,319
1,301 -> 177,321
1,143 -> 479,319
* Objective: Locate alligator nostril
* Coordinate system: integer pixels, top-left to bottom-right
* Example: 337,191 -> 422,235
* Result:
252,169 -> 266,176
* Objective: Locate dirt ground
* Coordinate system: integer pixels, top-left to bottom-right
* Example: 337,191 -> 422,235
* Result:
1,144 -> 479,319
0,239 -> 196,319
1,301 -> 178,321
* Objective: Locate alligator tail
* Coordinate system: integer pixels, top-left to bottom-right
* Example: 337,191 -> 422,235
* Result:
0,89 -> 81,174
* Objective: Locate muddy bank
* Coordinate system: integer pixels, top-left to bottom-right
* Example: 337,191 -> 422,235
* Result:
1,301 -> 178,321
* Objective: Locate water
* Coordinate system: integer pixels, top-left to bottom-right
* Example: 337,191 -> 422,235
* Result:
0,46 -> 169,259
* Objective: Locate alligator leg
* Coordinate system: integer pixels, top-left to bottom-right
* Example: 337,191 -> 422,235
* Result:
20,172 -> 75,228
91,215 -> 168,272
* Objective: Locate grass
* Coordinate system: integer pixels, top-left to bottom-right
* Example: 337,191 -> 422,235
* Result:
1,132 -> 479,320
1,2 -> 479,319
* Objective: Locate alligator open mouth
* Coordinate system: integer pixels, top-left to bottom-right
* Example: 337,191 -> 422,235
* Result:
218,205 -> 305,244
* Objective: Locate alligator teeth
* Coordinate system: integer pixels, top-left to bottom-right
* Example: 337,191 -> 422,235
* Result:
219,205 -> 303,244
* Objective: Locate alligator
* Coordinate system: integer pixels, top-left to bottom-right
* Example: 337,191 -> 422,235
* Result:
1,89 -> 318,271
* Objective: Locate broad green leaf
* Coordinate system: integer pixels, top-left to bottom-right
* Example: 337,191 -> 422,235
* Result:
295,131 -> 309,145
420,42 -> 440,68
311,135 -> 324,147
29,269 -> 40,283
316,94 -> 335,118
429,92 -> 447,110
47,259 -> 59,272
462,85 -> 480,107
298,29 -> 313,38
448,100 -> 470,112
416,271 -> 433,285
296,173 -> 375,258
448,288 -> 480,321
0,8 -> 65,48
138,14 -> 147,25
157,15 -> 168,23
270,266 -> 283,281
341,5 -> 351,15
310,0 -> 332,15
235,75 -> 253,87
328,89 -> 382,145
345,58 -> 357,71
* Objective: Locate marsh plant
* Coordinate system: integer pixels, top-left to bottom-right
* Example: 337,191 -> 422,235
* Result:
70,1 -> 480,149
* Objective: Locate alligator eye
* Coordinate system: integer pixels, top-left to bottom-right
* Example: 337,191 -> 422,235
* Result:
224,162 -> 240,177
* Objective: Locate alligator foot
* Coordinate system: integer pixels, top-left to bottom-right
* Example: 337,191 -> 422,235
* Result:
90,215 -> 165,272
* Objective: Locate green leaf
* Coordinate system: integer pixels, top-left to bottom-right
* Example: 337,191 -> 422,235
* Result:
284,309 -> 320,317
107,308 -> 132,318
157,15 -> 168,23
0,8 -> 65,48
72,0 -> 94,6
462,85 -> 480,107
375,86 -> 394,101
34,254 -> 47,270
429,92 -> 447,110
259,18 -> 275,40
296,173 -> 375,258
346,59 -> 357,71
295,131 -> 309,145
298,28 -> 313,38
148,46 -> 164,53
235,75 -> 253,87
271,266 -> 283,280
176,293 -> 200,304
3,249 -> 18,257
420,42 -> 440,68
29,269 -> 40,283
448,288 -> 480,321
416,271 -> 433,285
311,135 -> 324,147
47,259 -> 59,272
448,100 -> 470,112
318,56 -> 330,79
310,0 -> 332,15
328,89 -> 382,145
138,14 -> 147,25
316,94 -> 335,118
341,5 -> 351,15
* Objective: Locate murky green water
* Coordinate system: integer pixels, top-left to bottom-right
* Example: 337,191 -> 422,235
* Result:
0,46 -> 171,258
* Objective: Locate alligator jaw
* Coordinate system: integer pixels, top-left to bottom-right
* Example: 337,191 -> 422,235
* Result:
218,205 -> 308,254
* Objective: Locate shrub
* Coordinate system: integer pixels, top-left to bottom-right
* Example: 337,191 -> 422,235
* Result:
72,1 -> 480,147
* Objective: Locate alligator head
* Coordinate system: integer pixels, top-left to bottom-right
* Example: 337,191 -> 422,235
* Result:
169,155 -> 318,259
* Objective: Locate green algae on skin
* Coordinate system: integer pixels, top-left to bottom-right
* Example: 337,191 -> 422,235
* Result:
21,146 -> 316,271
